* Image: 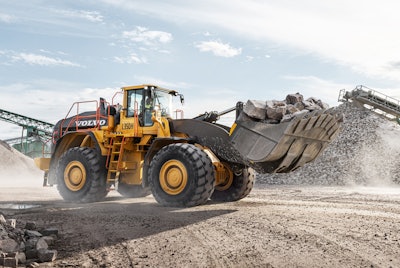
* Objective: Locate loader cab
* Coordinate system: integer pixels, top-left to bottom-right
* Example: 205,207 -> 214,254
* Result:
123,85 -> 180,127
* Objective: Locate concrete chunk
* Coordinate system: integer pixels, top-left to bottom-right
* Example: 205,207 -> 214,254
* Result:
35,238 -> 48,251
286,104 -> 299,114
0,238 -> 19,253
25,230 -> 42,238
25,222 -> 37,231
243,100 -> 267,120
2,256 -> 18,268
286,93 -> 304,104
6,219 -> 16,229
37,249 -> 57,263
16,252 -> 26,264
25,238 -> 39,250
0,214 -> 6,224
266,101 -> 286,121
25,249 -> 38,260
42,236 -> 55,246
41,228 -> 58,237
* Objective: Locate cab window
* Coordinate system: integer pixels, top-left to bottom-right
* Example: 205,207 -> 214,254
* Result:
126,89 -> 143,118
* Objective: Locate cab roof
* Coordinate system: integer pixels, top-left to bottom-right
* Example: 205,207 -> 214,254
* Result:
121,84 -> 178,95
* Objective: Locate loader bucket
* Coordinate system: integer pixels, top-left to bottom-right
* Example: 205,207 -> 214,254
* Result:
230,108 -> 342,173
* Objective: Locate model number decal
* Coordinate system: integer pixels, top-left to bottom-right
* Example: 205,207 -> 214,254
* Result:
122,123 -> 134,130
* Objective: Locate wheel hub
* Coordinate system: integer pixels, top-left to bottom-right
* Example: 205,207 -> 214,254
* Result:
215,162 -> 234,191
64,161 -> 87,191
159,160 -> 188,195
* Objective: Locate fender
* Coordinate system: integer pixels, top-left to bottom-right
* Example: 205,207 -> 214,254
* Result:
142,137 -> 190,188
46,131 -> 104,185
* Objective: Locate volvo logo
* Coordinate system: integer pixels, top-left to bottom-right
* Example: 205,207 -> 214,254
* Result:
75,119 -> 107,127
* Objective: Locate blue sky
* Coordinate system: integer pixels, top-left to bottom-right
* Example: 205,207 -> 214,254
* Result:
1,0 -> 400,139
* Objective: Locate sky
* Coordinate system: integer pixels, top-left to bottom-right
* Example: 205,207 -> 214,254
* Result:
1,0 -> 400,139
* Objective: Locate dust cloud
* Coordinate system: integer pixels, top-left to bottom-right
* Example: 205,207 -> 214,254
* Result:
0,140 -> 43,188
354,122 -> 400,187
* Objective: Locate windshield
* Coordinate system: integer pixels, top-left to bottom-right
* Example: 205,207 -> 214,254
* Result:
154,90 -> 173,117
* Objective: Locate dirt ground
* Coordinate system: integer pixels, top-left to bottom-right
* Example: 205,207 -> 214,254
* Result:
1,184 -> 400,268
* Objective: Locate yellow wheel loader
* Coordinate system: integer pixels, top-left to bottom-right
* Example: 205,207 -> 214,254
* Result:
34,84 -> 342,207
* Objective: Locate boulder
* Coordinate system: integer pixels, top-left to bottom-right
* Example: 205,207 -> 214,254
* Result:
266,100 -> 286,121
243,100 -> 267,120
0,238 -> 19,253
286,93 -> 304,104
37,249 -> 57,263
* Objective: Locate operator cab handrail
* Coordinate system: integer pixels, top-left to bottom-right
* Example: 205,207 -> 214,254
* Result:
56,99 -> 110,141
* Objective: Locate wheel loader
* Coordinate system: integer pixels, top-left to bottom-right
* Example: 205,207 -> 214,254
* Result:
34,84 -> 342,207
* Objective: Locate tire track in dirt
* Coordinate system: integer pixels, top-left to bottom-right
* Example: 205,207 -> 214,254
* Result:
1,186 -> 400,267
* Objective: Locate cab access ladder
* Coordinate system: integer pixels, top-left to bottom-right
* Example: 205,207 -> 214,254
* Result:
339,85 -> 400,123
106,135 -> 125,183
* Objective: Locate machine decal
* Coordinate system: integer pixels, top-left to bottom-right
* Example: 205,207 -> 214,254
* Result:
75,119 -> 107,127
122,122 -> 134,130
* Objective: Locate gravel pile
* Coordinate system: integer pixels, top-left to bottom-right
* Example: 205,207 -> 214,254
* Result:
0,141 -> 42,186
257,102 -> 400,186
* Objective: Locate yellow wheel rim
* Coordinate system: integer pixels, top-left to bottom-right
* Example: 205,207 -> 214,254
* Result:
64,161 -> 87,191
215,163 -> 233,191
159,160 -> 188,195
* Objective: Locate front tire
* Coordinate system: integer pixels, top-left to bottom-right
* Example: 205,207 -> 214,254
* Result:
56,147 -> 107,203
211,166 -> 255,202
148,143 -> 215,207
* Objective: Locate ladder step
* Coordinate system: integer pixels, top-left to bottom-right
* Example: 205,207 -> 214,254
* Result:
107,136 -> 126,183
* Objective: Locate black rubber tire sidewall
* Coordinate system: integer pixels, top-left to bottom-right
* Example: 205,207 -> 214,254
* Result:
211,167 -> 255,202
148,143 -> 215,207
56,147 -> 107,203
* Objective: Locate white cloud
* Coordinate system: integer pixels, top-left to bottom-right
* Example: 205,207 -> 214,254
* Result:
113,53 -> 148,64
11,53 -> 80,67
0,82 -> 122,128
0,13 -> 14,23
196,40 -> 242,58
55,9 -> 104,22
132,75 -> 193,90
101,0 -> 400,81
122,26 -> 173,46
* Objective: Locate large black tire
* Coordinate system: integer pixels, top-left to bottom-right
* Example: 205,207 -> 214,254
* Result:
56,147 -> 107,203
148,143 -> 215,207
211,166 -> 255,202
117,182 -> 151,198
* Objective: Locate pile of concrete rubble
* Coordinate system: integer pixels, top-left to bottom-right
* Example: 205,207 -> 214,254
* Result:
0,214 -> 58,267
243,93 -> 329,123
256,101 -> 400,186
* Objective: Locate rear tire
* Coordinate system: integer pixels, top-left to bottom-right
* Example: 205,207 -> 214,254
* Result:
117,183 -> 151,198
56,147 -> 107,203
211,166 -> 255,202
148,143 -> 215,207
